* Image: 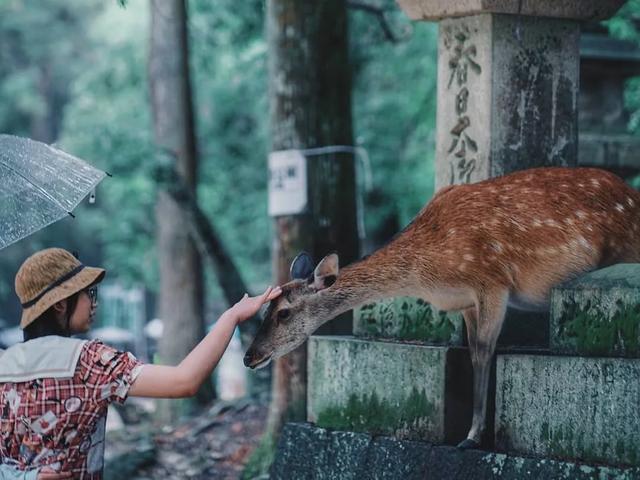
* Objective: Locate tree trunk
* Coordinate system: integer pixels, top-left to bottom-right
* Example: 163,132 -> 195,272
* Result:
149,0 -> 213,423
265,0 -> 358,439
162,167 -> 272,399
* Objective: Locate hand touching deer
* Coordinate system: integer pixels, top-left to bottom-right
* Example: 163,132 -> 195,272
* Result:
244,167 -> 640,448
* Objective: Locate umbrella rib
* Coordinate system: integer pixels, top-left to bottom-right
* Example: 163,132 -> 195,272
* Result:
0,158 -> 73,215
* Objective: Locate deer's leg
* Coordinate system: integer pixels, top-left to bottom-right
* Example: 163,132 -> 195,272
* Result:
458,289 -> 508,449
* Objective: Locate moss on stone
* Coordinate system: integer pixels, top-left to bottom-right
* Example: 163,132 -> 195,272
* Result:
557,299 -> 640,356
315,386 -> 435,436
355,298 -> 461,343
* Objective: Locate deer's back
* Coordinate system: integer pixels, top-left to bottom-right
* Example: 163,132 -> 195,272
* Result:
399,167 -> 640,300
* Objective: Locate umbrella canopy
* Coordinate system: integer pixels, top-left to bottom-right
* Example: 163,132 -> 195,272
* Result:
0,134 -> 106,250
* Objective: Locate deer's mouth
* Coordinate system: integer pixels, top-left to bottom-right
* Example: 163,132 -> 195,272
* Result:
248,354 -> 272,370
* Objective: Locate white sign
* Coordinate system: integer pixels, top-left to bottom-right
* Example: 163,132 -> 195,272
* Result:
268,149 -> 308,216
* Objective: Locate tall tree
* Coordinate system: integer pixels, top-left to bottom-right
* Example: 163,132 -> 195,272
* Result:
148,0 -> 213,422
264,0 -> 358,440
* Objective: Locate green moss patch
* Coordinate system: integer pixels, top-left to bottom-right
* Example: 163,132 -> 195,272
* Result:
316,386 -> 436,436
556,299 -> 640,356
356,298 -> 462,344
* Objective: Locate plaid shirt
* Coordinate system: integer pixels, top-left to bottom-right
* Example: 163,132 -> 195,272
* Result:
0,339 -> 144,479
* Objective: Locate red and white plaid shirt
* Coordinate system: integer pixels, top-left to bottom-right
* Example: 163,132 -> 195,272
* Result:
0,338 -> 144,479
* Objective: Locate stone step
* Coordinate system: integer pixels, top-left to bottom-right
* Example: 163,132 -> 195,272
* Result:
496,353 -> 640,467
270,423 -> 640,480
307,336 -> 473,444
354,298 -> 548,348
550,263 -> 640,357
354,298 -> 466,345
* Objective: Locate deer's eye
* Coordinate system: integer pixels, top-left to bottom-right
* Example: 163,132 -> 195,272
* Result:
277,308 -> 291,322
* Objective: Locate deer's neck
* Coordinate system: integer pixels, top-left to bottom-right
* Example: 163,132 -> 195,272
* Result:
310,247 -> 432,321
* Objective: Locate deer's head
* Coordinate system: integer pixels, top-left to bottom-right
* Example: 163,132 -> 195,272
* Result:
243,252 -> 339,369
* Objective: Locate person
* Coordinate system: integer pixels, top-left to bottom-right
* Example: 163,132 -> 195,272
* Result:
0,248 -> 281,479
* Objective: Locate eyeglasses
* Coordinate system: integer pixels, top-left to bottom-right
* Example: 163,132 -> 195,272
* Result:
85,286 -> 98,306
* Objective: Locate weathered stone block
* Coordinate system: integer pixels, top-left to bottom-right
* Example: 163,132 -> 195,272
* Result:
396,0 -> 625,22
435,14 -> 579,190
354,297 -> 465,345
271,423 -> 640,479
496,354 -> 640,467
551,264 -> 640,357
307,336 -> 473,444
354,298 -> 548,348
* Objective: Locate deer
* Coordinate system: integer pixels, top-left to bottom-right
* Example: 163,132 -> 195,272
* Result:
244,166 -> 640,449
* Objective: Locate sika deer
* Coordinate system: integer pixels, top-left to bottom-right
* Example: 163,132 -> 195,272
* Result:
244,167 -> 640,448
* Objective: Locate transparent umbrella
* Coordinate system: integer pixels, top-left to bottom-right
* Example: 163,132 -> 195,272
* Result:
0,134 -> 106,250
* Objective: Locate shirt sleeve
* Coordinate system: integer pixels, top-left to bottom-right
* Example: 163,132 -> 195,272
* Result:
83,341 -> 145,406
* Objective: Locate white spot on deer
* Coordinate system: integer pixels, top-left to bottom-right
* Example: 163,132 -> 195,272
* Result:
578,235 -> 591,250
458,263 -> 467,272
585,224 -> 593,232
615,203 -> 625,212
578,183 -> 585,188
590,179 -> 600,188
491,241 -> 503,253
544,219 -> 559,228
532,219 -> 542,227
447,228 -> 457,236
564,217 -> 575,226
576,211 -> 588,219
560,184 -> 568,189
463,254 -> 474,262
627,197 -> 635,207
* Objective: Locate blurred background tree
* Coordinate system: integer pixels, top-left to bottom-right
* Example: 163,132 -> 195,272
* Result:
0,0 -> 438,332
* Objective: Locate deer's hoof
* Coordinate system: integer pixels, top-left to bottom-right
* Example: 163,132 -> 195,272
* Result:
456,438 -> 479,450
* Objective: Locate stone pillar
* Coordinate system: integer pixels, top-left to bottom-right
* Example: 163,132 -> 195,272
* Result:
393,2 -> 622,189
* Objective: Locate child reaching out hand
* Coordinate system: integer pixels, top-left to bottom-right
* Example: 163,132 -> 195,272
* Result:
0,248 -> 280,479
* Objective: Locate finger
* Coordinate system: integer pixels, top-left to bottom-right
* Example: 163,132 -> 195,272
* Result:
260,286 -> 273,300
267,286 -> 282,301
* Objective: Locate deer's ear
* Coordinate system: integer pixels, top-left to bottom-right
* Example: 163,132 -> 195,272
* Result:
313,253 -> 339,290
290,252 -> 314,280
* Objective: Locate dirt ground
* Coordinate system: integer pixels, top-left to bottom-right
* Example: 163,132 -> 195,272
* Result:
105,400 -> 269,480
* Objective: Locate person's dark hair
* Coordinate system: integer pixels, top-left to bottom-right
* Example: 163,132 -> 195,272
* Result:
23,292 -> 80,342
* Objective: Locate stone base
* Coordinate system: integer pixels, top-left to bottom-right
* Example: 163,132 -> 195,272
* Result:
308,336 -> 473,444
270,423 -> 640,480
496,354 -> 640,467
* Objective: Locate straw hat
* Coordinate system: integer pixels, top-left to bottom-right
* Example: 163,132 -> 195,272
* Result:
15,248 -> 106,329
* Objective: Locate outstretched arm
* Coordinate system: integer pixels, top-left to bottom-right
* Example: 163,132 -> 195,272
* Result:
128,286 -> 281,398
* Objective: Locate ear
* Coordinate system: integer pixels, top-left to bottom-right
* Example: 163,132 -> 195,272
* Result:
290,252 -> 314,280
313,253 -> 339,290
52,300 -> 67,314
